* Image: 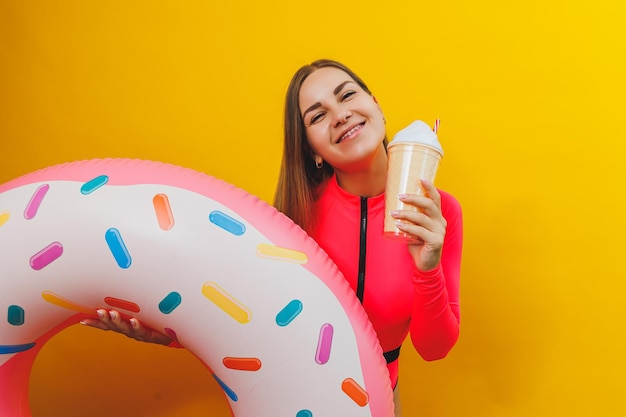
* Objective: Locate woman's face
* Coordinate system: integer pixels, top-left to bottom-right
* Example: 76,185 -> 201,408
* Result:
299,67 -> 386,172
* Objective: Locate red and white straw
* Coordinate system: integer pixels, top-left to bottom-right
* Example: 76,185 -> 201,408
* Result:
433,119 -> 441,133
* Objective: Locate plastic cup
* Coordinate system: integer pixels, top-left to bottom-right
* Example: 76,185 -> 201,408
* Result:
383,142 -> 443,242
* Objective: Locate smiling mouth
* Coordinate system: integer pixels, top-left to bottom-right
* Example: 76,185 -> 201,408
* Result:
337,123 -> 364,144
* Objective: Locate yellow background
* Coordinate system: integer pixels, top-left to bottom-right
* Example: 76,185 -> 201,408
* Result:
1,0 -> 625,416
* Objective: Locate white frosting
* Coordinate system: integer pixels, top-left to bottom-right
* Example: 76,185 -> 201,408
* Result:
389,120 -> 443,155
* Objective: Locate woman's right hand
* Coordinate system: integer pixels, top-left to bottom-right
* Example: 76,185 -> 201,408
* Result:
80,309 -> 173,346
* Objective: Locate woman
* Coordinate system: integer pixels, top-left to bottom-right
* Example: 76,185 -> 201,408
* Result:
83,59 -> 463,416
275,59 -> 462,415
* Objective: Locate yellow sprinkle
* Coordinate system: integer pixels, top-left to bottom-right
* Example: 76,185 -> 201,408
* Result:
0,211 -> 9,227
256,243 -> 308,264
202,282 -> 251,324
42,291 -> 95,314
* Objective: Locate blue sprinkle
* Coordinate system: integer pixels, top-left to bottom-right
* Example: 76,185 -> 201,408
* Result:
159,292 -> 182,314
213,374 -> 238,401
296,410 -> 313,417
0,342 -> 36,354
80,175 -> 109,195
209,211 -> 246,236
8,305 -> 25,326
105,228 -> 132,269
276,299 -> 303,327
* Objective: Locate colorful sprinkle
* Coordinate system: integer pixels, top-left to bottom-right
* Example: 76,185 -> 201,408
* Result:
0,343 -> 36,355
341,378 -> 369,407
24,184 -> 49,220
202,282 -> 251,324
104,296 -> 140,313
30,241 -> 63,270
315,323 -> 333,365
158,292 -> 182,314
256,243 -> 308,264
0,211 -> 9,227
42,291 -> 94,314
7,305 -> 25,326
296,411 -> 313,417
276,299 -> 303,327
209,211 -> 246,236
222,357 -> 262,371
164,327 -> 178,341
105,228 -> 132,268
80,175 -> 109,195
153,193 -> 174,230
213,374 -> 238,401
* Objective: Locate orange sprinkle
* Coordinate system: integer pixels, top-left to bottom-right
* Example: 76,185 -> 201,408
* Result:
222,357 -> 262,371
42,291 -> 94,314
341,378 -> 369,407
104,296 -> 140,313
153,193 -> 174,230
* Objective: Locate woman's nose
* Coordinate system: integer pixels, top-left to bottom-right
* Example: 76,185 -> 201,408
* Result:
333,109 -> 352,127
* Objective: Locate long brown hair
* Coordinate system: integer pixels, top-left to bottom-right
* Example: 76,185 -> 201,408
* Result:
273,59 -> 377,233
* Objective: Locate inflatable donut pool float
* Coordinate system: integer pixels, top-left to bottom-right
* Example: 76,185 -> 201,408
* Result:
0,159 -> 394,417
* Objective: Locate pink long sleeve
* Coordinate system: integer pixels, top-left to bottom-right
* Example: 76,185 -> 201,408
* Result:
409,191 -> 463,360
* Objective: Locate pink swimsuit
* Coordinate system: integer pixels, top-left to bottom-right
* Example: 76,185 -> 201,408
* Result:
310,175 -> 462,387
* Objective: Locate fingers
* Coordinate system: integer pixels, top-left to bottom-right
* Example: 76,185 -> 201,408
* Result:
393,205 -> 442,232
391,180 -> 447,245
79,318 -> 111,331
81,309 -> 131,333
80,309 -> 173,345
108,310 -> 132,334
394,219 -> 443,249
389,180 -> 447,270
398,182 -> 442,216
394,202 -> 446,232
420,178 -> 442,208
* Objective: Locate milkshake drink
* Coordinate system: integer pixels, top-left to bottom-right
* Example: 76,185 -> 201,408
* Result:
383,120 -> 444,242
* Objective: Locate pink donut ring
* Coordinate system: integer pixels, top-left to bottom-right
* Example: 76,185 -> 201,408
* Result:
0,159 -> 394,417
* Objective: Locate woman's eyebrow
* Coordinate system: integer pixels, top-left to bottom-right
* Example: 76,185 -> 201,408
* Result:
302,80 -> 356,120
333,80 -> 354,95
302,102 -> 322,120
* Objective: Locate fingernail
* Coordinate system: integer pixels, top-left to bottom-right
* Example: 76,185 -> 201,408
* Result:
389,210 -> 400,217
109,311 -> 118,320
130,318 -> 138,328
97,310 -> 105,319
79,320 -> 87,325
398,194 -> 407,200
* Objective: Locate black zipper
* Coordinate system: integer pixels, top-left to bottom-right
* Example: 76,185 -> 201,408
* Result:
356,197 -> 367,303
358,196 -> 401,370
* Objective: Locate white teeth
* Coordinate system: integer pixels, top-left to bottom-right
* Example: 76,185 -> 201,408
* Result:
339,124 -> 362,143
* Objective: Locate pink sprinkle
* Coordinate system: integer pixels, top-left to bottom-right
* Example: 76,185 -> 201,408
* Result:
30,242 -> 63,270
164,328 -> 178,341
315,323 -> 334,364
24,184 -> 50,220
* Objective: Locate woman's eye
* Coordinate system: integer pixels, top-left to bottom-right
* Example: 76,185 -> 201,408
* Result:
341,91 -> 356,101
310,113 -> 324,124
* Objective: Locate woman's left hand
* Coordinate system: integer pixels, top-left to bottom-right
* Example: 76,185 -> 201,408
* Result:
391,179 -> 447,271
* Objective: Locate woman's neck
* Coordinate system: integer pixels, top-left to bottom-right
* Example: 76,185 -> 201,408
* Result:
334,144 -> 387,197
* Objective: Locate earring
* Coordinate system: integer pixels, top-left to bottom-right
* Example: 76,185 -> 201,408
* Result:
315,160 -> 323,169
